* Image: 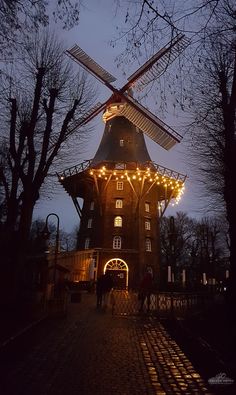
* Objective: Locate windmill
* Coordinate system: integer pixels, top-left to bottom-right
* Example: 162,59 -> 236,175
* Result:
58,34 -> 188,289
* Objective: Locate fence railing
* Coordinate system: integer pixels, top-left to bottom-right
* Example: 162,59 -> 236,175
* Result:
110,290 -> 215,318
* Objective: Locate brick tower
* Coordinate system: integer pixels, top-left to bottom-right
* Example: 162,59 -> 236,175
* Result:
58,35 -> 188,288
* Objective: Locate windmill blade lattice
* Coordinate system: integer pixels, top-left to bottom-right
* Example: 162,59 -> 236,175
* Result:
66,45 -> 117,85
126,34 -> 190,90
68,101 -> 107,131
65,35 -> 189,151
48,102 -> 106,151
120,96 -> 182,150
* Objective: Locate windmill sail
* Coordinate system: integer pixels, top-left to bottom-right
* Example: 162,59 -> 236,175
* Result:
68,102 -> 107,131
125,34 -> 190,89
120,96 -> 182,150
66,35 -> 188,151
66,44 -> 116,85
49,102 -> 106,151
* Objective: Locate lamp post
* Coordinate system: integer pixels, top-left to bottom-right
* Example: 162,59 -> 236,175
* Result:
42,213 -> 60,296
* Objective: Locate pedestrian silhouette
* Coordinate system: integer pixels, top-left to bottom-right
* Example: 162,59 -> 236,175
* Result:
139,271 -> 153,312
96,272 -> 114,309
96,274 -> 106,308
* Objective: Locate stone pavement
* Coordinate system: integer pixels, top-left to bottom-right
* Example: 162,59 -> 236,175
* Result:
0,292 -> 227,395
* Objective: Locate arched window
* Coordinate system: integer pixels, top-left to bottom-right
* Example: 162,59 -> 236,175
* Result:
113,236 -> 121,249
114,216 -> 122,227
145,238 -> 152,252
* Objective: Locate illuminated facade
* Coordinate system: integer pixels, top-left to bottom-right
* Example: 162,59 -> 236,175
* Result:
58,115 -> 186,289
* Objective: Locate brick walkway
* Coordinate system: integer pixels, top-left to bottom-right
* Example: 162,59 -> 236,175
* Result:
0,293 -> 215,394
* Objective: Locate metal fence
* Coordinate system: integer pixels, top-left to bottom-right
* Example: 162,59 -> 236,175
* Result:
110,290 -> 213,318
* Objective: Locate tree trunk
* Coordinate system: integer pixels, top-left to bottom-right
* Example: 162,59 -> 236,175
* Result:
18,192 -> 36,249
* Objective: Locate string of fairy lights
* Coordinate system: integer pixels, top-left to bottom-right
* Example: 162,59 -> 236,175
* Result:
58,159 -> 186,209
88,165 -> 185,206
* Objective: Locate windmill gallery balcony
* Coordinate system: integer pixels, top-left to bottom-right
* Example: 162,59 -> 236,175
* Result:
58,159 -> 186,216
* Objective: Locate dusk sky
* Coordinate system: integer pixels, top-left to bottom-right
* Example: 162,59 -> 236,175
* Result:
34,1 -> 206,232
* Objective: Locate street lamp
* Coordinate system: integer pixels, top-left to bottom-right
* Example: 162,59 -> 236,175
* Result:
42,213 -> 60,295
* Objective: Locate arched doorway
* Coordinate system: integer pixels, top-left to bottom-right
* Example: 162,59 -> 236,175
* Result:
104,258 -> 128,289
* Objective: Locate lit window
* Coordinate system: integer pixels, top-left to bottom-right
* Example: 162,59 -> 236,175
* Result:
87,219 -> 92,228
113,236 -> 122,249
145,220 -> 151,230
120,139 -> 124,147
145,202 -> 150,212
117,181 -> 123,190
90,201 -> 94,210
114,216 -> 122,227
85,238 -> 90,249
145,238 -> 152,252
115,199 -> 123,208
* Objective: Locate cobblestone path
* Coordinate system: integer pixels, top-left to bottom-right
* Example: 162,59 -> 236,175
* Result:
0,294 -> 213,395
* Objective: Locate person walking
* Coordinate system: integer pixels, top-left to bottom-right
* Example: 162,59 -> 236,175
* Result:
139,270 -> 153,312
96,274 -> 106,308
103,272 -> 114,308
96,272 -> 114,308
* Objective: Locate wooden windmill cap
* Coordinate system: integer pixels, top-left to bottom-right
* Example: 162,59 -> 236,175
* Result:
91,116 -> 155,170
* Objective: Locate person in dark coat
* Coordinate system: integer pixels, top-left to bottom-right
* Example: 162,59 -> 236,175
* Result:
139,271 -> 153,312
96,272 -> 114,308
96,274 -> 106,308
103,272 -> 114,307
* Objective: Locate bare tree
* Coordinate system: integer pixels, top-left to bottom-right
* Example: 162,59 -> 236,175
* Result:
160,212 -> 193,282
186,28 -> 236,306
0,0 -> 81,54
0,31 -> 96,255
160,213 -> 228,287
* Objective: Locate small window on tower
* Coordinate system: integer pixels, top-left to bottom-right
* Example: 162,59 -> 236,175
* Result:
115,199 -> 123,208
145,220 -> 151,231
117,181 -> 123,190
114,216 -> 122,227
85,238 -> 90,249
145,238 -> 152,252
145,202 -> 150,212
90,201 -> 94,210
120,139 -> 124,147
113,236 -> 122,249
87,219 -> 92,228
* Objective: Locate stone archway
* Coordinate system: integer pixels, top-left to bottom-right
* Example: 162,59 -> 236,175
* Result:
104,258 -> 129,289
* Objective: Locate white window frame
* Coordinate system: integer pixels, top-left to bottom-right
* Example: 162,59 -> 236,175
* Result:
145,220 -> 151,231
117,181 -> 123,191
145,238 -> 152,252
115,199 -> 123,209
114,216 -> 122,227
113,236 -> 122,249
145,202 -> 150,212
87,218 -> 93,228
85,238 -> 90,249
